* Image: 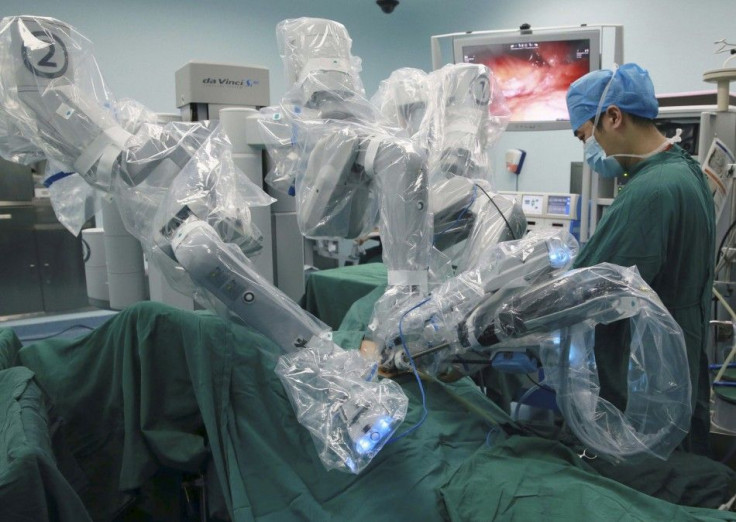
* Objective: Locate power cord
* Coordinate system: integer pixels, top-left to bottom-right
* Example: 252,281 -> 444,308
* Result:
387,297 -> 431,443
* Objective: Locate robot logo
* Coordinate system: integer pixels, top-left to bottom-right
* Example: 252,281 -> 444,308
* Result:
21,30 -> 69,79
471,74 -> 491,106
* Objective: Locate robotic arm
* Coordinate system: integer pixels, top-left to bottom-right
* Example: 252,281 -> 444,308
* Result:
378,229 -> 578,374
424,64 -> 523,272
372,67 -> 429,137
267,18 -> 431,291
0,15 -> 408,475
380,259 -> 692,460
373,63 -> 522,272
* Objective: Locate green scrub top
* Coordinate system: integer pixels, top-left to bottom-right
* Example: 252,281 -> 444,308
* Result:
573,144 -> 715,455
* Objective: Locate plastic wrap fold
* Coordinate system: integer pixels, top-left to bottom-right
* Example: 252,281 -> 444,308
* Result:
276,338 -> 408,474
488,263 -> 691,459
261,17 -> 433,316
376,229 -> 578,375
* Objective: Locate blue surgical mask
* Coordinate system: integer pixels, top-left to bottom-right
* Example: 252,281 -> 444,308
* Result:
583,66 -> 624,178
584,134 -> 624,178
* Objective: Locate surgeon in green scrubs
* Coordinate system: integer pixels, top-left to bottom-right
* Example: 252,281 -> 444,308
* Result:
566,63 -> 715,455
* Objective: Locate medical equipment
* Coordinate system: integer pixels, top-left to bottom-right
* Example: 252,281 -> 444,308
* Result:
261,17 -> 433,348
0,14 -> 694,470
432,24 -> 623,132
175,61 -> 269,121
378,229 -> 578,375
505,148 -> 526,174
501,191 -> 581,240
378,257 -> 692,460
173,61 -> 278,290
371,63 -> 524,273
372,67 -> 429,137
0,15 -> 408,474
419,63 -> 525,272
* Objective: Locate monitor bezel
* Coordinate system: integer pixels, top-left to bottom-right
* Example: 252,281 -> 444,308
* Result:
453,28 -> 602,132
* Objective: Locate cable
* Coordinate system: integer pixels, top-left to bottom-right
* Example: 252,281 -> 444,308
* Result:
81,236 -> 91,263
712,287 -> 736,385
477,366 -> 486,395
485,425 -> 501,446
712,218 -> 736,350
387,297 -> 431,443
433,184 -> 477,242
21,323 -> 95,342
525,372 -> 555,392
474,183 -> 519,240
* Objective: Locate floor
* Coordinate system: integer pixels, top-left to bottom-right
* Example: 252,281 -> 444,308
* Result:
0,308 -> 118,345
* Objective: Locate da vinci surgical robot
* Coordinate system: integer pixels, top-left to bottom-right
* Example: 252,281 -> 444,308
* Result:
0,16 -> 694,475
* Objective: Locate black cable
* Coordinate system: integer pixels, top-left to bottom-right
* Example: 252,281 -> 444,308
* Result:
713,218 -> 736,349
474,183 -> 519,240
525,372 -> 555,392
716,218 -> 736,268
81,236 -> 91,263
21,324 -> 95,342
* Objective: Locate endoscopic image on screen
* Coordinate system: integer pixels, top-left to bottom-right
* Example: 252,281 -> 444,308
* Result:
463,39 -> 591,123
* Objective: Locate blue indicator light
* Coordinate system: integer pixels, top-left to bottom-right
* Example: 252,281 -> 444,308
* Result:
354,416 -> 395,456
547,246 -> 570,269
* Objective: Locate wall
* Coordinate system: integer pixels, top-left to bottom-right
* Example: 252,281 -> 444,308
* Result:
3,0 -> 736,192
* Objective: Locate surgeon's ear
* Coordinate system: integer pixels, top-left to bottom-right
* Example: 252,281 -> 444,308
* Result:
606,105 -> 623,129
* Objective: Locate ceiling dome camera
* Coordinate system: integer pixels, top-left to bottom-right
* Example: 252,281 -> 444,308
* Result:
376,0 -> 399,14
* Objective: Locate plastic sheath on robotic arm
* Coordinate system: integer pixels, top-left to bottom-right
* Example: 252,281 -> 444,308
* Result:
0,16 -> 129,191
379,229 -> 578,375
271,17 -> 432,273
371,67 -> 429,138
422,63 -> 508,181
161,204 -> 409,475
424,65 -> 522,271
373,63 -> 522,271
166,208 -> 328,351
275,337 -> 408,473
430,176 -> 527,271
0,15 -> 409,475
404,262 -> 691,460
267,17 -> 433,336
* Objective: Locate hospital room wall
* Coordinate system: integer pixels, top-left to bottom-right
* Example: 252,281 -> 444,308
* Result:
3,0 -> 734,193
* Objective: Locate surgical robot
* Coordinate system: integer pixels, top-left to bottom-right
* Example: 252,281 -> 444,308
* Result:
374,234 -> 693,459
372,64 -> 525,273
0,15 -> 407,474
260,18 -> 693,460
260,21 -> 529,353
0,16 -> 694,478
261,18 -> 433,340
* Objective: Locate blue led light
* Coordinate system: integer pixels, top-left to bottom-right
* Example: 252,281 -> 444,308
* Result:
354,416 -> 395,456
547,246 -> 570,268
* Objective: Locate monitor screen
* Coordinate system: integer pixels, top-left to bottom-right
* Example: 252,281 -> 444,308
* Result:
454,30 -> 601,131
547,195 -> 571,216
521,194 -> 544,215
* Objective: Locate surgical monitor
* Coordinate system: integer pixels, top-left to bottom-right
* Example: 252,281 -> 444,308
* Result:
453,29 -> 601,131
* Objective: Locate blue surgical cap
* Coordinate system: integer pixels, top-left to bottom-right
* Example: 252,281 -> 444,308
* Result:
566,63 -> 659,133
